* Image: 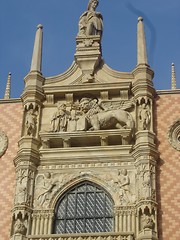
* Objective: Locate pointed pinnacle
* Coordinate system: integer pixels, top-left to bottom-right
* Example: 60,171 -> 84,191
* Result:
171,63 -> 177,90
30,24 -> 43,73
4,72 -> 11,99
137,16 -> 148,65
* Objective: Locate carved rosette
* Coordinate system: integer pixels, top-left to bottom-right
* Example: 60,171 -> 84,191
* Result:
0,129 -> 8,157
168,119 -> 180,151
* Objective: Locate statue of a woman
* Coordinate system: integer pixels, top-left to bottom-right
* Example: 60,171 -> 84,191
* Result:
78,0 -> 103,37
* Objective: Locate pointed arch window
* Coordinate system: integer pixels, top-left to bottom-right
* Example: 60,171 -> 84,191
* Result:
54,181 -> 114,234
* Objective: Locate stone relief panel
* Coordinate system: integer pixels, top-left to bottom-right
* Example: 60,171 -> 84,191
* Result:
136,163 -> 156,201
168,119 -> 180,151
48,98 -> 135,133
15,169 -> 35,206
0,129 -> 8,157
34,172 -> 73,209
99,169 -> 137,205
34,169 -> 137,209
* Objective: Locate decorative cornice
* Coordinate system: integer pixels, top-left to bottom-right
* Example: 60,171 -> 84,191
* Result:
156,89 -> 180,95
0,98 -> 22,104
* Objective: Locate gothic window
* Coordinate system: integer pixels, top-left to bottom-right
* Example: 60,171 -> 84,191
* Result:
53,181 -> 114,234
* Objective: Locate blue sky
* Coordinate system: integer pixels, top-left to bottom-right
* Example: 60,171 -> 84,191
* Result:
0,0 -> 180,99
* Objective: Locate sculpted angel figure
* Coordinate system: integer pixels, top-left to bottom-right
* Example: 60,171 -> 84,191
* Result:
78,0 -> 103,37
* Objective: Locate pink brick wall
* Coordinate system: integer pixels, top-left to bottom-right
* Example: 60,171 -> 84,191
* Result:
155,93 -> 180,240
0,102 -> 23,240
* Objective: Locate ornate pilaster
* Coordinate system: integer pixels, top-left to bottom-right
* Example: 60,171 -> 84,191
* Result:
11,24 -> 45,239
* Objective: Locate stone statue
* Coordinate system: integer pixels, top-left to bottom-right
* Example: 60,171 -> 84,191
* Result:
138,103 -> 151,130
25,109 -> 37,136
78,0 -> 103,37
143,215 -> 155,230
51,103 -> 69,132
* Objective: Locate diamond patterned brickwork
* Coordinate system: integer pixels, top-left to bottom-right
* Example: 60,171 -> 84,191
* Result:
155,93 -> 180,240
0,102 -> 23,240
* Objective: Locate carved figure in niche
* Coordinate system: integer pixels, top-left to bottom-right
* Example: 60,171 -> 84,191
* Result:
14,219 -> 27,235
78,0 -> 103,37
142,171 -> 152,199
79,98 -> 134,131
25,109 -> 37,136
138,103 -> 151,130
51,103 -> 69,132
116,169 -> 131,204
143,215 -> 155,230
36,172 -> 57,207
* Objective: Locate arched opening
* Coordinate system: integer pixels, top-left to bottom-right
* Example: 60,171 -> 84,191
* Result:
53,181 -> 114,234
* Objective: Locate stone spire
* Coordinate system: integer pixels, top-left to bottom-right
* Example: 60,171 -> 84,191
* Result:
4,72 -> 11,99
171,63 -> 177,90
30,24 -> 43,73
137,17 -> 148,65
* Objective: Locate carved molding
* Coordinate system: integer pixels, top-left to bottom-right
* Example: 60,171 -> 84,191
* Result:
0,129 -> 8,157
167,119 -> 180,151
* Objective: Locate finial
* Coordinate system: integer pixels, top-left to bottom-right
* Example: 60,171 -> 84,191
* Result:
137,16 -> 148,65
138,16 -> 143,22
4,72 -> 11,99
171,63 -> 177,90
37,24 -> 43,29
30,24 -> 43,73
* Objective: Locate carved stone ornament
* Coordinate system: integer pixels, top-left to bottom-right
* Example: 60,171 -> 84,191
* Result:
0,129 -> 8,157
14,219 -> 27,235
168,119 -> 180,151
50,98 -> 134,133
78,0 -> 103,38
